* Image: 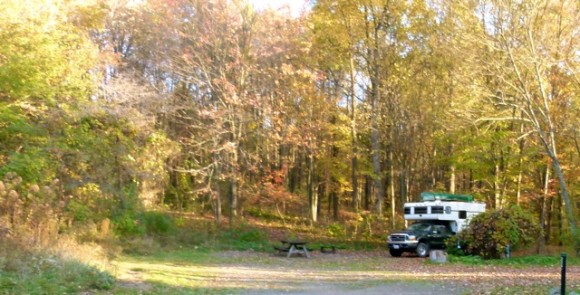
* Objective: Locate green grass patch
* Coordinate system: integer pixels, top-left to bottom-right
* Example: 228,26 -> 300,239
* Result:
449,254 -> 580,267
113,250 -> 255,294
214,225 -> 270,251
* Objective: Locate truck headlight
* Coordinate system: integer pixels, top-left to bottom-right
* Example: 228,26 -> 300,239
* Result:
407,235 -> 417,241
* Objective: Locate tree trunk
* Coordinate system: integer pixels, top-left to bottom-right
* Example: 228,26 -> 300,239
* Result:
215,182 -> 222,225
550,155 -> 577,243
331,191 -> 338,221
494,163 -> 501,209
516,115 -> 526,205
371,112 -> 382,215
228,179 -> 238,225
371,68 -> 383,215
516,166 -> 523,205
228,144 -> 239,222
289,151 -> 300,194
539,164 -> 550,253
364,175 -> 371,211
307,154 -> 317,222
558,193 -> 563,247
317,182 -> 323,221
449,165 -> 456,194
388,146 -> 396,229
431,148 -> 437,189
400,167 -> 407,206
350,56 -> 359,212
538,121 -> 578,248
546,195 -> 554,244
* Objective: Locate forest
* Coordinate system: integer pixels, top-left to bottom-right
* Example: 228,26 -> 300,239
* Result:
1,0 -> 579,274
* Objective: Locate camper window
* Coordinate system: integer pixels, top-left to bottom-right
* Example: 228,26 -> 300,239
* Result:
431,206 -> 444,214
415,207 -> 427,214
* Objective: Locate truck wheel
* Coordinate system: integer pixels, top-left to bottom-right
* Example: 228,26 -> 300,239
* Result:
389,249 -> 403,257
416,242 -> 430,258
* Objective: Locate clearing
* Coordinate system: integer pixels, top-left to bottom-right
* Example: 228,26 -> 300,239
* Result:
112,250 -> 580,294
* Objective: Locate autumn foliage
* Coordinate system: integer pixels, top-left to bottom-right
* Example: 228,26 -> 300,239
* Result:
0,0 -> 579,257
454,206 -> 542,259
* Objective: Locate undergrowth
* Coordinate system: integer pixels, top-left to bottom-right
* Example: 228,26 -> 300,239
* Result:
0,238 -> 114,294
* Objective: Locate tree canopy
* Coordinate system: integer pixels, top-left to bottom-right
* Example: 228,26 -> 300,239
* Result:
0,0 -> 578,252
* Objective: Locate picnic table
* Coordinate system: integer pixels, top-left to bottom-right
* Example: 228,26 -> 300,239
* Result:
280,239 -> 311,258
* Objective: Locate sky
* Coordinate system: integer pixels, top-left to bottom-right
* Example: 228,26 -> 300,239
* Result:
248,0 -> 310,17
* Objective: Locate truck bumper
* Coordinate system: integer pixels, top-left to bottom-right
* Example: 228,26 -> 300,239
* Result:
388,241 -> 418,250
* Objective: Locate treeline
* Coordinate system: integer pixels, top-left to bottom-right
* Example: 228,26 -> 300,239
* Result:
0,0 -> 578,249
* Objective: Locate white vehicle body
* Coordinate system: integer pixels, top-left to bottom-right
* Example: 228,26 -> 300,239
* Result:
403,200 -> 486,233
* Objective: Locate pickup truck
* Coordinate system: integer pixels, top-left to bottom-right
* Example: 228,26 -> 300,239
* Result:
387,220 -> 454,257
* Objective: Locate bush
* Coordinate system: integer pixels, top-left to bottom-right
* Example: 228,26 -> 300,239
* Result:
445,235 -> 466,256
113,210 -> 177,238
113,211 -> 145,237
455,206 -> 541,259
143,211 -> 176,236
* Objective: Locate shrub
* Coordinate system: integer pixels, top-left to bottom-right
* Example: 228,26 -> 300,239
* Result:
66,199 -> 93,222
456,206 -> 541,259
143,211 -> 175,236
445,235 -> 466,256
112,211 -> 145,237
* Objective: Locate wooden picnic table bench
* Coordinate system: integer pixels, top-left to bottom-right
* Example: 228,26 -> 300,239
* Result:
320,245 -> 337,254
280,240 -> 310,258
273,245 -> 290,253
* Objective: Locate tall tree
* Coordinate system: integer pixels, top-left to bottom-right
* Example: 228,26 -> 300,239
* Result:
467,0 -> 579,245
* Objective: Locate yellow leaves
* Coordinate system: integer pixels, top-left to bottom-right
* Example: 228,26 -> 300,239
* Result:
0,4 -> 98,103
68,1 -> 108,30
281,63 -> 294,75
280,63 -> 318,82
1,0 -> 72,30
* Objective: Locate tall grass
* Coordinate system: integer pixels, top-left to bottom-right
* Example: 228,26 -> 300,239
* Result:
0,238 -> 115,294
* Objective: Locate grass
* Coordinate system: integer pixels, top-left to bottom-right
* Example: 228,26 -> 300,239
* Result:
0,235 -> 118,295
2,213 -> 577,294
157,216 -> 384,254
4,243 -> 578,294
111,249 -> 418,294
0,257 -> 114,294
448,254 -> 580,267
109,247 -> 580,295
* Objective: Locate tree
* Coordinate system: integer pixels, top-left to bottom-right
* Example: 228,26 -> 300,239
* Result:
0,0 -> 98,183
465,0 -> 579,248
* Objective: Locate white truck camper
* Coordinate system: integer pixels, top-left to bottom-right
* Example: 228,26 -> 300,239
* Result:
403,192 -> 486,233
387,192 -> 486,257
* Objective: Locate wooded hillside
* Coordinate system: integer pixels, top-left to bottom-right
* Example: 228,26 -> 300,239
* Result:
0,0 -> 578,251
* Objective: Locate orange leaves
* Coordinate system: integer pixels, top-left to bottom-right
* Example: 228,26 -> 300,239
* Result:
255,168 -> 302,207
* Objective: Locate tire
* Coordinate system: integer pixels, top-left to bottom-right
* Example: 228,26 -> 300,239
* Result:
389,249 -> 403,257
416,242 -> 430,258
